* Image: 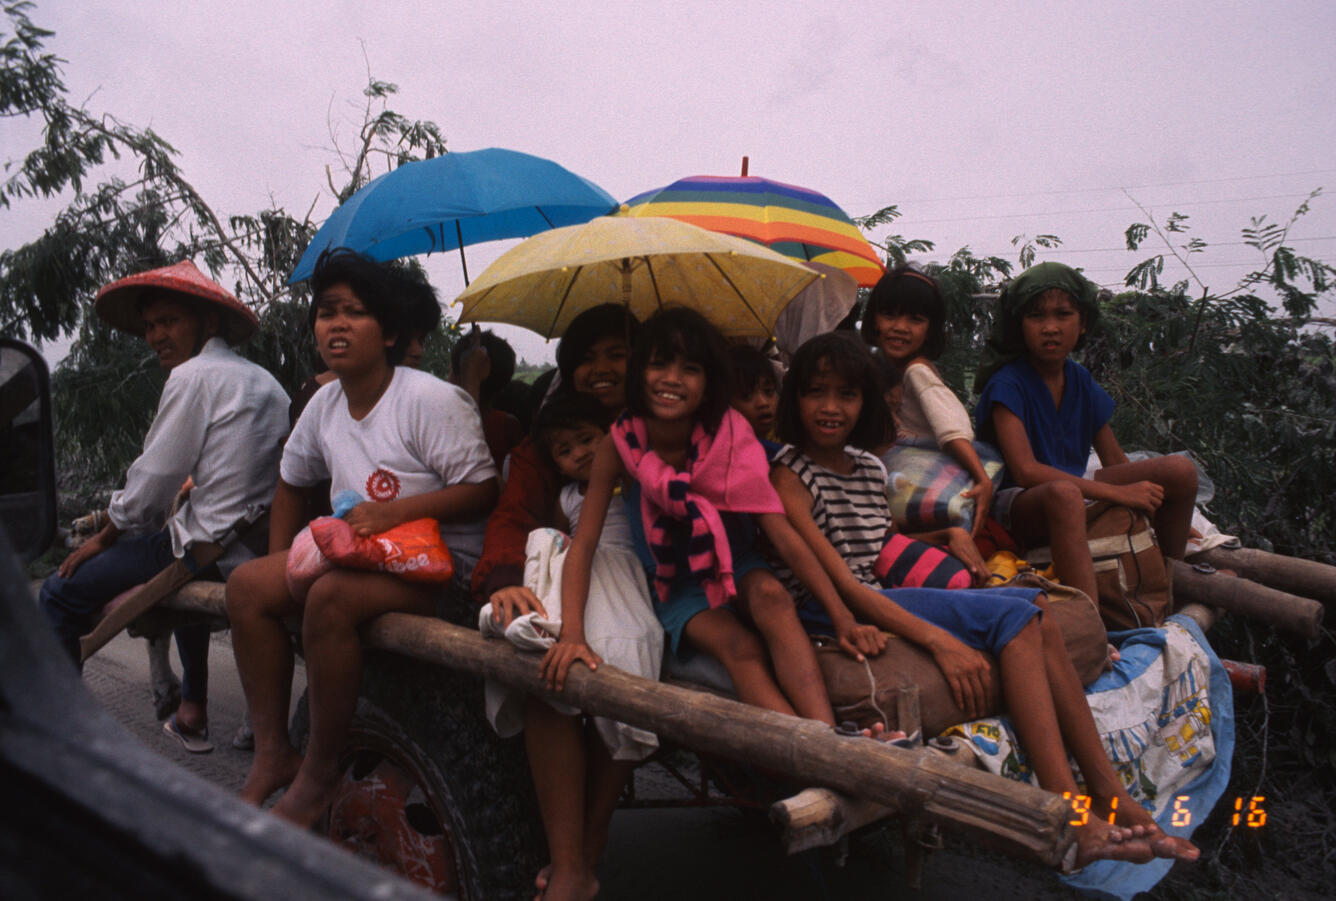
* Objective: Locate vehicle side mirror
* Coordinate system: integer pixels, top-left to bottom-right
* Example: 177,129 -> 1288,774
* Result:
0,338 -> 57,562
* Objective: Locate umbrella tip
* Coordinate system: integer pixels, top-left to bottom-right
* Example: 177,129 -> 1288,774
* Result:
741,156 -> 749,177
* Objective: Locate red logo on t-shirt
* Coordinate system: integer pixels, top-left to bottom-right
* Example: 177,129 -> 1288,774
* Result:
366,469 -> 401,502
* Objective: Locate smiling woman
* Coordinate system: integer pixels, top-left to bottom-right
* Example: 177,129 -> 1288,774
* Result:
472,303 -> 639,608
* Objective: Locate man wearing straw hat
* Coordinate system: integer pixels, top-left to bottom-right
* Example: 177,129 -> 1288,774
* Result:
39,261 -> 289,753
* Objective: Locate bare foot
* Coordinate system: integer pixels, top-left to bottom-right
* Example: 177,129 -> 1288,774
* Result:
271,764 -> 341,829
239,748 -> 303,806
542,865 -> 598,901
1095,793 -> 1200,862
533,863 -> 551,900
1074,820 -> 1155,867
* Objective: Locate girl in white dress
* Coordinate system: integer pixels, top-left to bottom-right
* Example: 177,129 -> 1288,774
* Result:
479,393 -> 662,760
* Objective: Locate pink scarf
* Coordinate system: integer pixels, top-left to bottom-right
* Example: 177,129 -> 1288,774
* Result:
611,408 -> 784,608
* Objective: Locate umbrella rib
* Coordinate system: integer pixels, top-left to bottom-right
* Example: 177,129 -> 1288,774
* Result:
548,267 -> 580,338
535,207 -> 556,229
704,253 -> 766,333
645,256 -> 662,313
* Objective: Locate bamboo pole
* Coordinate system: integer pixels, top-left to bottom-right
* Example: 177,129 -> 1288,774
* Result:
1171,560 -> 1323,639
770,787 -> 896,853
366,611 -> 1077,868
1190,545 -> 1336,610
152,582 -> 1076,866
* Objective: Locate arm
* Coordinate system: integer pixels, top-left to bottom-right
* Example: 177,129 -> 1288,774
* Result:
991,405 -> 1162,513
1092,423 -> 1130,468
771,465 -> 994,718
450,329 -> 489,407
66,374 -> 206,577
755,509 -> 885,662
268,478 -> 311,553
904,364 -> 994,535
342,479 -> 498,536
941,437 -> 994,538
56,520 -> 124,579
107,372 -> 205,534
904,522 -> 990,586
542,437 -> 622,690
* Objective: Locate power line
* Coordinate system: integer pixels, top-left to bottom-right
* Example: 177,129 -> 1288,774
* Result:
901,192 -> 1317,226
910,235 -> 1336,261
890,169 -> 1336,206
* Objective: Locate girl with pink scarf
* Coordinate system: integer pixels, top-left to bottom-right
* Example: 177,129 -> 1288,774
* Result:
529,308 -> 884,901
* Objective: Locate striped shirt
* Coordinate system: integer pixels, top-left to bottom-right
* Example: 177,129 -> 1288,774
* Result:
772,445 -> 891,604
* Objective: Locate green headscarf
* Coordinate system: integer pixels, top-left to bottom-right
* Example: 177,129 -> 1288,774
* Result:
974,261 -> 1101,391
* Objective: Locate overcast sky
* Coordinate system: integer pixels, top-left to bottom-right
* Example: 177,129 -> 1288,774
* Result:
5,0 -> 1334,364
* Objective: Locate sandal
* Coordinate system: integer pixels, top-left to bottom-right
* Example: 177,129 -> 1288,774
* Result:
163,714 -> 214,754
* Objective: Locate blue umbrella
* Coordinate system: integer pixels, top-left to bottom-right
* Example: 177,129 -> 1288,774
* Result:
287,148 -> 618,284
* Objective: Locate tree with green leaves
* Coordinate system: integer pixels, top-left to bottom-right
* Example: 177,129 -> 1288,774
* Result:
1,2 -> 456,501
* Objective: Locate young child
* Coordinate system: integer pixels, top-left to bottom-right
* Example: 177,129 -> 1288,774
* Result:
480,393 -> 662,762
862,266 -> 993,534
225,249 -> 498,827
727,344 -> 780,452
973,262 -> 1198,609
771,332 -> 1198,867
531,308 -> 882,901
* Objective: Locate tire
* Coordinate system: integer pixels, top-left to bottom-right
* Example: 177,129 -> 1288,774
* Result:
292,649 -> 546,899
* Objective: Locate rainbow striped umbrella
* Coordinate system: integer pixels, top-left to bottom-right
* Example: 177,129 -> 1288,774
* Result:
621,175 -> 885,287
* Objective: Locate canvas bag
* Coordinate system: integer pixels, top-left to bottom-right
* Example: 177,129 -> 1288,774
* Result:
1025,501 -> 1173,632
816,570 -> 1109,737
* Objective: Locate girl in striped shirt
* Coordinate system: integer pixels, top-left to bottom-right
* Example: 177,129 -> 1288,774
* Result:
771,332 -> 1197,868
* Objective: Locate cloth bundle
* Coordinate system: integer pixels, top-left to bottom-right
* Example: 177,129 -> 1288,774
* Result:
479,527 -> 663,761
880,438 -> 1006,533
944,615 -> 1233,900
873,533 -> 972,590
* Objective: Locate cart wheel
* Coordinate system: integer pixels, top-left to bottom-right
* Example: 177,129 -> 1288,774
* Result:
292,650 -> 545,898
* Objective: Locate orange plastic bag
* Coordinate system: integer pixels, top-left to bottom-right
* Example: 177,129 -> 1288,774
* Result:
310,516 -> 454,584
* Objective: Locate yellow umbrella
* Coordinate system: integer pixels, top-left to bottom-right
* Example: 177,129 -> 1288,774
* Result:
453,215 -> 822,338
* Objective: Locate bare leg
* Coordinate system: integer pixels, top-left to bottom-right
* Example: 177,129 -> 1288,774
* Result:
1030,597 -> 1199,862
525,699 -> 599,901
996,619 -> 1154,866
1009,482 -> 1098,602
271,569 -> 432,827
580,724 -> 635,873
1095,456 -> 1198,560
226,551 -> 304,805
735,570 -> 836,725
683,607 -> 796,716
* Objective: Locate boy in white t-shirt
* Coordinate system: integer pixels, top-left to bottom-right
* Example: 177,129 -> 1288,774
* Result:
225,249 -> 497,828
